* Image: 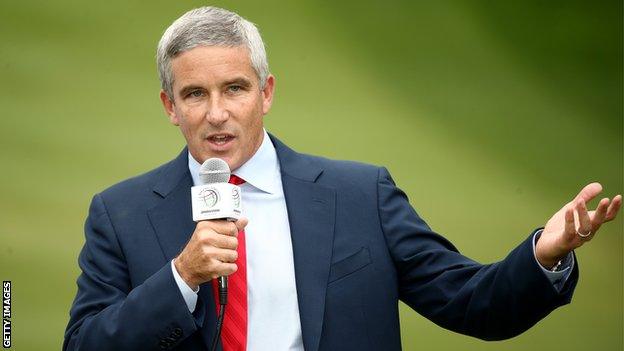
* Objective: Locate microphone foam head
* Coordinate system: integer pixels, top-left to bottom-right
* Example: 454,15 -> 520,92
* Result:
199,158 -> 231,184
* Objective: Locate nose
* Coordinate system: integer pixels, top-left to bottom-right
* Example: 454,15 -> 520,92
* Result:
205,96 -> 229,125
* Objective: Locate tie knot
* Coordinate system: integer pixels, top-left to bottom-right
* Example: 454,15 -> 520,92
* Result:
228,174 -> 246,185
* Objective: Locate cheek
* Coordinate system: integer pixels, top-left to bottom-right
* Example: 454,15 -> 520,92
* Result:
178,106 -> 205,128
175,113 -> 202,141
241,98 -> 265,122
227,98 -> 249,113
182,104 -> 204,119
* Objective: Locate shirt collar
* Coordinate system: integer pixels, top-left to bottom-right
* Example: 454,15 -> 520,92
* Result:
188,129 -> 281,194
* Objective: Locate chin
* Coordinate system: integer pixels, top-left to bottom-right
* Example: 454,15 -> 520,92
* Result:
227,159 -> 242,171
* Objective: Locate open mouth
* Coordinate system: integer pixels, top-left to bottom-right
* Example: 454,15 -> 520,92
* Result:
206,134 -> 236,148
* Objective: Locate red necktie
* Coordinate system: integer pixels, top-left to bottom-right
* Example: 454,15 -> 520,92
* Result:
213,174 -> 247,350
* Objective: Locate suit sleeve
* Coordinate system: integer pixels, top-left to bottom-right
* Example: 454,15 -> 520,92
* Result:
63,194 -> 206,351
377,167 -> 578,340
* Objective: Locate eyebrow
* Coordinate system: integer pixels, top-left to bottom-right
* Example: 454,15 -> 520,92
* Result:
178,85 -> 204,97
223,77 -> 253,88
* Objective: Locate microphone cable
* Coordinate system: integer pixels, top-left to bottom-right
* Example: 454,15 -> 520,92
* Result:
210,277 -> 228,351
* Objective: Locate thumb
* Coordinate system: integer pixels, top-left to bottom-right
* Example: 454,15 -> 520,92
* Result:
235,217 -> 248,232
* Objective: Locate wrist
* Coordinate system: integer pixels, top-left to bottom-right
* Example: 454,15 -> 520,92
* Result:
536,254 -> 559,270
535,236 -> 566,269
174,257 -> 199,290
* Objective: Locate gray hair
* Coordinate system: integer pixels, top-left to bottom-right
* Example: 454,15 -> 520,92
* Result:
156,6 -> 269,99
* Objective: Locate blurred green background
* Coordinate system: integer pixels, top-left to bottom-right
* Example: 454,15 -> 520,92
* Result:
1,1 -> 622,350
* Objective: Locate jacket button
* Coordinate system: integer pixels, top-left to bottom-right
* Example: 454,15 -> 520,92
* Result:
159,339 -> 169,349
172,327 -> 183,338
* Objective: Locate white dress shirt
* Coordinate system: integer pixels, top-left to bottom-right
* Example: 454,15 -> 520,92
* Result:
171,129 -> 574,349
173,129 -> 305,350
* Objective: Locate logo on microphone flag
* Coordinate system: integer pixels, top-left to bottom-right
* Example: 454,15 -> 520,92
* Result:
232,188 -> 241,208
198,187 -> 219,207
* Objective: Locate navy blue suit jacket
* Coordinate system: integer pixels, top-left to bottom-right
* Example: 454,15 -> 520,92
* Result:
64,135 -> 577,350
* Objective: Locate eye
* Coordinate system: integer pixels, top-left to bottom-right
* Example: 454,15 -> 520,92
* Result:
227,85 -> 242,93
189,90 -> 204,98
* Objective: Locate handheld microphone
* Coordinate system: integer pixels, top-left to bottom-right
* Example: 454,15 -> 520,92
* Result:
192,158 -> 242,223
190,157 -> 242,351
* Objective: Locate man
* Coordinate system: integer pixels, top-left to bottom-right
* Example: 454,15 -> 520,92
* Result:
64,6 -> 621,351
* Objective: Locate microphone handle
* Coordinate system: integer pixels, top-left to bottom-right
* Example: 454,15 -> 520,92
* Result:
216,216 -> 239,306
217,276 -> 228,305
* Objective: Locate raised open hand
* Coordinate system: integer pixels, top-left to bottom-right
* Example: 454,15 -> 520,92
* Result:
535,183 -> 621,269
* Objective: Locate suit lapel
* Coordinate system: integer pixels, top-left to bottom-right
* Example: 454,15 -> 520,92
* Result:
272,135 -> 336,351
148,180 -> 195,261
148,148 -> 196,261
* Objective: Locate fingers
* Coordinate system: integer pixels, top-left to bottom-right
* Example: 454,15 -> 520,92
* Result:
210,233 -> 238,250
576,200 -> 592,235
564,205 -> 575,235
208,248 -> 239,277
195,221 -> 239,249
605,195 -> 622,221
211,246 -> 238,263
215,262 -> 238,277
198,217 -> 248,236
198,219 -> 239,237
574,182 -> 603,203
178,218 -> 247,286
590,198 -> 609,229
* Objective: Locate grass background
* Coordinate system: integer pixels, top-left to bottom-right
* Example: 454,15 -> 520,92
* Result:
0,1 -> 622,350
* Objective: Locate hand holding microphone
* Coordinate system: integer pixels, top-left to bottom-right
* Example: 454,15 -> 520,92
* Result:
174,157 -> 246,291
174,218 -> 247,290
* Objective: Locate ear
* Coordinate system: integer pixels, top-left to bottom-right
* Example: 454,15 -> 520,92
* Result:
160,90 -> 179,126
261,74 -> 275,115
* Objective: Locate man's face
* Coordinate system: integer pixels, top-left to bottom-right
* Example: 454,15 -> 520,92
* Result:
160,45 -> 275,171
